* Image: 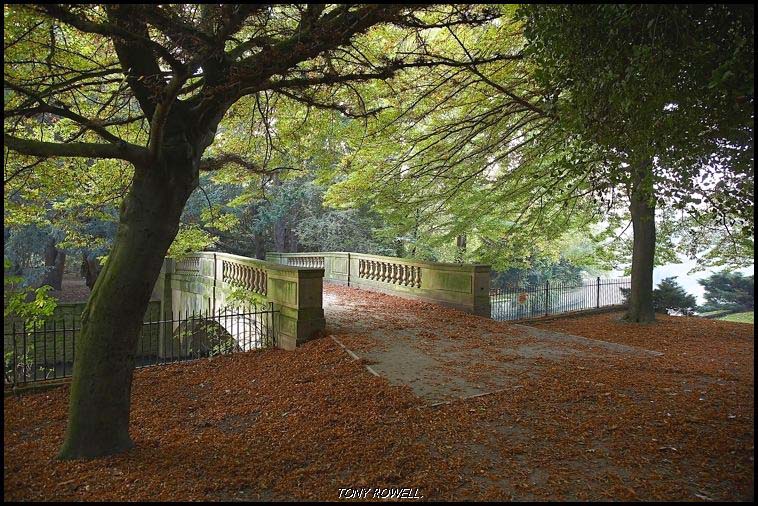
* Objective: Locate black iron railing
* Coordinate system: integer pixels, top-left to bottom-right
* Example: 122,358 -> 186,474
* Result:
490,277 -> 631,321
4,303 -> 278,387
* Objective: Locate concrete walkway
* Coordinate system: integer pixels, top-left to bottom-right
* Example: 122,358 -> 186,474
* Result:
323,284 -> 660,405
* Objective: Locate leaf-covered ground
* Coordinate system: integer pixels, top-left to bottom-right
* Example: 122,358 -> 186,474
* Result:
4,286 -> 754,501
48,274 -> 92,304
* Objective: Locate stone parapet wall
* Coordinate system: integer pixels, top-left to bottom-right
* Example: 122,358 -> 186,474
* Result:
266,252 -> 491,317
159,252 -> 325,351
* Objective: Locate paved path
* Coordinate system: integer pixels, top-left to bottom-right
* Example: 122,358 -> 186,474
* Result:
323,284 -> 659,405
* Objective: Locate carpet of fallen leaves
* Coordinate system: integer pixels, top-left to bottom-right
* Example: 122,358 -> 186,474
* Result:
4,288 -> 754,501
49,275 -> 92,304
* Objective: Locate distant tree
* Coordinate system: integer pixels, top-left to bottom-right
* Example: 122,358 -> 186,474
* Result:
492,257 -> 584,290
652,277 -> 698,316
699,272 -> 754,312
3,259 -> 58,323
520,4 -> 754,323
3,225 -> 60,288
621,277 -> 697,316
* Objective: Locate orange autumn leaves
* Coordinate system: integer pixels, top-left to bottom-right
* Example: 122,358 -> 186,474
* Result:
4,286 -> 754,501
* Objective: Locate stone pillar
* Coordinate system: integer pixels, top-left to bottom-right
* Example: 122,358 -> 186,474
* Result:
156,258 -> 174,358
265,265 -> 325,351
471,265 -> 492,317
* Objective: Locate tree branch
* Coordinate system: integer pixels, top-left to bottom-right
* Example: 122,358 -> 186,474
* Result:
4,134 -> 150,166
199,153 -> 297,174
276,88 -> 388,118
4,80 -> 126,144
34,4 -> 183,70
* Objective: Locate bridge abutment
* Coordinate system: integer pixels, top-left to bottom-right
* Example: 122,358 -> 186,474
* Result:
157,253 -> 326,352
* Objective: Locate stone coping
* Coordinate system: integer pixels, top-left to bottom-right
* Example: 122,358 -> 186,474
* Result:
267,251 -> 491,272
172,251 -> 325,278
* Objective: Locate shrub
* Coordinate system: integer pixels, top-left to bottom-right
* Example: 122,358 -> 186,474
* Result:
698,271 -> 754,312
620,277 -> 697,316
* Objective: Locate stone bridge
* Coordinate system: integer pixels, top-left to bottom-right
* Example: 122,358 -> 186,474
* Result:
156,251 -> 657,405
156,251 -> 491,351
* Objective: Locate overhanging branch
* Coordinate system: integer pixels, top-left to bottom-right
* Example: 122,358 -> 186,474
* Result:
5,80 -> 127,144
199,153 -> 297,174
4,134 -> 150,166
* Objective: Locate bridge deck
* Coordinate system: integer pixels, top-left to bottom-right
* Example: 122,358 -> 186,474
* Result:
323,283 -> 659,405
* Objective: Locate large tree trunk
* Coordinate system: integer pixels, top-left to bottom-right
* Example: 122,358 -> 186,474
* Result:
288,222 -> 299,253
455,234 -> 467,263
253,230 -> 266,259
81,252 -> 102,291
42,239 -> 66,291
249,205 -> 267,259
625,158 -> 656,323
274,219 -> 287,251
58,159 -> 197,460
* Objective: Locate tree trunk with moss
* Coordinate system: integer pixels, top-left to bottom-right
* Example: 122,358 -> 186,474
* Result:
58,150 -> 199,459
81,252 -> 102,291
625,158 -> 657,324
42,239 -> 66,291
455,234 -> 467,263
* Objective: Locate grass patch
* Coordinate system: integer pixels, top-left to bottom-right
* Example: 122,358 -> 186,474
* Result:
718,311 -> 754,324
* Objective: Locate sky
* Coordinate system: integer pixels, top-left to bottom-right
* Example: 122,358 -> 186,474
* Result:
610,261 -> 754,305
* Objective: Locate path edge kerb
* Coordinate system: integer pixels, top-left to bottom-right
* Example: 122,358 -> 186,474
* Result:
331,335 -> 381,377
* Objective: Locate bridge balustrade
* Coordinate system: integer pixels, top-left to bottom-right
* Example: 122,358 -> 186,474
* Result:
266,251 -> 490,317
158,252 -> 325,351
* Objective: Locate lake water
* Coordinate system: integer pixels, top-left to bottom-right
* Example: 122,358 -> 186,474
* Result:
610,260 -> 754,305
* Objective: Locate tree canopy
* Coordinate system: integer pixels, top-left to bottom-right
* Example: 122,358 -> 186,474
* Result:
3,3 -> 754,461
4,3 -> 517,460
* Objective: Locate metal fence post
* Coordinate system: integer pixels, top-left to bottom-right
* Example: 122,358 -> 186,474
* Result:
212,252 -> 217,316
544,280 -> 550,316
596,276 -> 601,308
12,321 -> 17,386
